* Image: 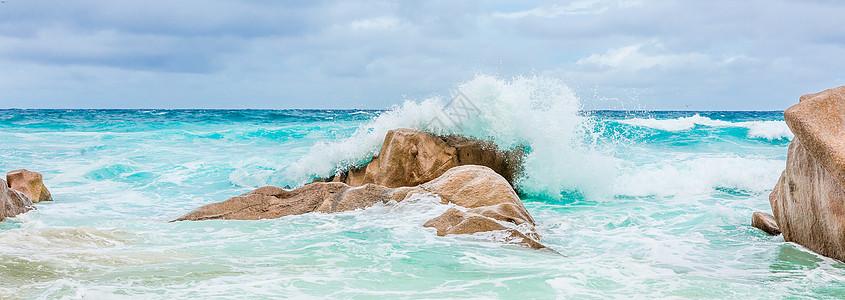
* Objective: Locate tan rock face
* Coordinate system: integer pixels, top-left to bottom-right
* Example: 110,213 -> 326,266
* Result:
318,129 -> 524,188
1,178 -> 35,222
770,138 -> 845,260
421,165 -> 533,220
6,169 -> 53,203
174,184 -> 356,221
769,86 -> 845,261
175,165 -> 545,249
346,128 -> 460,188
785,86 -> 845,189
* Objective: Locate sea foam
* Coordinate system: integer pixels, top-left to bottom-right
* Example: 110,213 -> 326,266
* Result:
619,114 -> 793,140
613,155 -> 785,196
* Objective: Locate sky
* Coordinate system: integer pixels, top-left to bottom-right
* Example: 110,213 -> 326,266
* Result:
1,0 -> 844,110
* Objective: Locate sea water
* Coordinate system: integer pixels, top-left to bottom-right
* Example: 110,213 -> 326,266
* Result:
1,76 -> 843,299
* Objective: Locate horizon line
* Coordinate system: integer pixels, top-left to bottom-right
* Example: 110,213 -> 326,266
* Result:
0,108 -> 787,112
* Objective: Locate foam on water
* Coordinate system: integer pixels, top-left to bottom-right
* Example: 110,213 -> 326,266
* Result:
613,154 -> 785,196
619,114 -> 794,140
744,120 -> 794,140
291,75 -> 617,198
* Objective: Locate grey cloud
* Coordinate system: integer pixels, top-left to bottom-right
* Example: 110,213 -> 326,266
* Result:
0,0 -> 319,38
0,0 -> 323,73
0,0 -> 843,109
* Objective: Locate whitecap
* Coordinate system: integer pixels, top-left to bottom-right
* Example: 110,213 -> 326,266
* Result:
618,114 -> 793,140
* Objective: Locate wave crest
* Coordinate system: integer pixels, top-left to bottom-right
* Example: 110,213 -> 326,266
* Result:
613,155 -> 784,196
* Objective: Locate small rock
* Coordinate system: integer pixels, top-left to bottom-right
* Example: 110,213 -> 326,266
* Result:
751,212 -> 780,235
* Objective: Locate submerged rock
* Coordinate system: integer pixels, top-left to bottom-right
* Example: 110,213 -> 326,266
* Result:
751,212 -> 780,236
316,128 -> 524,188
769,86 -> 845,261
176,165 -> 545,249
1,178 -> 34,222
7,169 -> 53,203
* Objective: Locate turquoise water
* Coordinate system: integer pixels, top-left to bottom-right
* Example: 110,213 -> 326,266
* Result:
2,77 -> 844,298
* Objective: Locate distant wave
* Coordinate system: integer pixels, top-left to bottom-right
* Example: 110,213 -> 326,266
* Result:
618,114 -> 793,140
613,155 -> 784,197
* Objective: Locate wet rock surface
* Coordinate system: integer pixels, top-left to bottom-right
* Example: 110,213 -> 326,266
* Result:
769,86 -> 845,261
7,169 -> 53,203
316,128 -> 524,188
751,212 -> 780,236
1,178 -> 35,222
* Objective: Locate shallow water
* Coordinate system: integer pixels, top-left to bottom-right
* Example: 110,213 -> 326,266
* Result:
1,82 -> 843,298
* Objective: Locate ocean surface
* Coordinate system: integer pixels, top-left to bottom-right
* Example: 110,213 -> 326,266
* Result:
1,76 -> 843,298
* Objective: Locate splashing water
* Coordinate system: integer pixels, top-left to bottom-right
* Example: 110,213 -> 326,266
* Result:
290,75 -> 617,199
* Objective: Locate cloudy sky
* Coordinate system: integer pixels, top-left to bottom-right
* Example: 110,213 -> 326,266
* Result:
1,0 -> 843,110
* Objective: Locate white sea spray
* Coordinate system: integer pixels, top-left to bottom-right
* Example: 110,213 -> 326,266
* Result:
289,75 -> 618,199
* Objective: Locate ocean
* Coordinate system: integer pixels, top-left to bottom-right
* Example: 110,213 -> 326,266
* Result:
1,76 -> 842,298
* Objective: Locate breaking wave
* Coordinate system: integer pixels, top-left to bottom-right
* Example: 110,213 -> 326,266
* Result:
289,75 -> 617,199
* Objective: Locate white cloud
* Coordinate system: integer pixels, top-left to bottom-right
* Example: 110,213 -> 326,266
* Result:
349,16 -> 402,31
720,55 -> 755,65
576,42 -> 709,71
493,0 -> 642,19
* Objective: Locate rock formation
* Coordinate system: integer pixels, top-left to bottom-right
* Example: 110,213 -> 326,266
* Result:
7,169 -> 53,203
768,85 -> 845,260
1,178 -> 35,222
176,165 -> 545,249
1,169 -> 52,222
179,129 -> 543,249
315,128 -> 524,188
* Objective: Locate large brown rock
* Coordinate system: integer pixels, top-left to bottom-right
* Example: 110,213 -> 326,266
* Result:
7,169 -> 52,203
1,178 -> 35,222
176,165 -> 545,249
770,138 -> 845,259
317,129 -> 523,188
769,86 -> 845,261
